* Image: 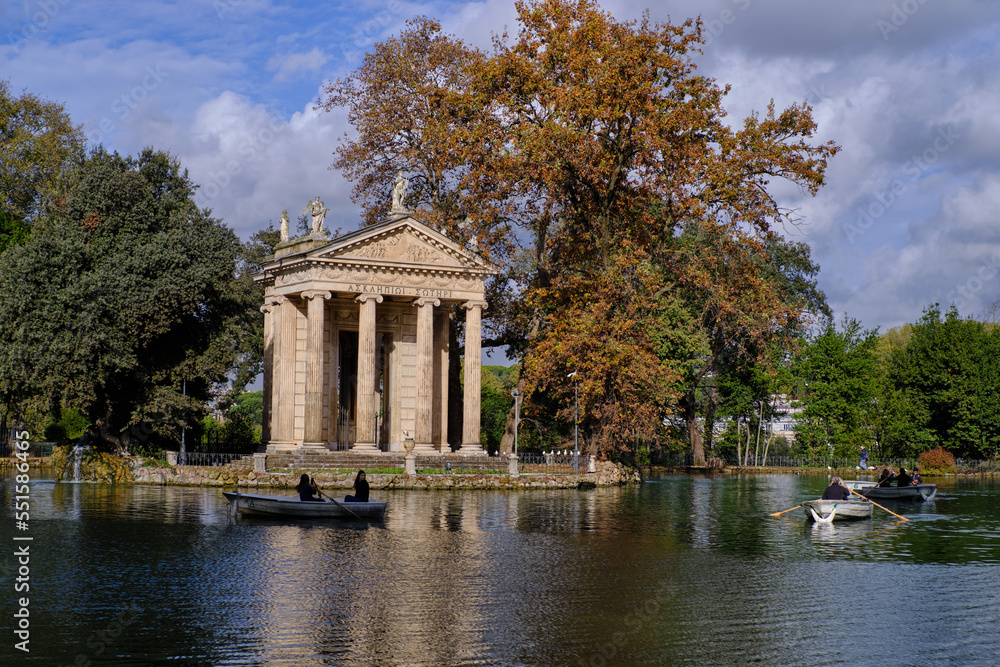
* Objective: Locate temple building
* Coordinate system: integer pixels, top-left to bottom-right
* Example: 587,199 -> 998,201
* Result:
255,204 -> 496,456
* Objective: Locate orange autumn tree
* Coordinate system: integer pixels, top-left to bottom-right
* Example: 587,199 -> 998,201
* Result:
320,0 -> 838,462
318,16 -> 513,257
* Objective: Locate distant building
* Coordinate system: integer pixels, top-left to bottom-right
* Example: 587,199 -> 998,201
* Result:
769,394 -> 802,443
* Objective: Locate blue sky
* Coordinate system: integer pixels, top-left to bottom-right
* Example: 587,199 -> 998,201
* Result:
5,0 -> 1000,338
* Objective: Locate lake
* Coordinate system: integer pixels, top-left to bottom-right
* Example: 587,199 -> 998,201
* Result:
2,470 -> 999,666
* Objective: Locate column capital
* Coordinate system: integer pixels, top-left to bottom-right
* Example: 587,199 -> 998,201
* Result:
260,303 -> 273,315
270,295 -> 289,307
415,297 -> 441,308
462,300 -> 488,312
356,294 -> 384,305
302,289 -> 332,301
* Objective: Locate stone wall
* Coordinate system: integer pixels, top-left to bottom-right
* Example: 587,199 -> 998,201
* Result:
132,459 -> 638,490
52,445 -> 136,484
38,445 -> 640,489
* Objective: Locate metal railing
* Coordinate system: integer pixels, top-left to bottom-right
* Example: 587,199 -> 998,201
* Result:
6,439 -> 994,477
177,452 -> 254,467
515,452 -> 586,474
0,439 -> 53,458
658,451 -> 925,471
955,457 -> 1000,473
415,454 -> 508,474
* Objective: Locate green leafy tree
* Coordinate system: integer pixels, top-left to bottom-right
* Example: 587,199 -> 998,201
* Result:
793,318 -> 880,457
715,351 -> 785,466
681,234 -> 830,462
43,407 -> 91,442
217,226 -> 281,409
866,324 -> 915,459
0,147 -> 259,454
886,305 -> 1000,458
233,391 -> 264,426
0,80 -> 84,252
481,366 -> 515,455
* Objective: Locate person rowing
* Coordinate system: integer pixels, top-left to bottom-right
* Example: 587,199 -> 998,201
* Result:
822,476 -> 851,500
296,474 -> 323,502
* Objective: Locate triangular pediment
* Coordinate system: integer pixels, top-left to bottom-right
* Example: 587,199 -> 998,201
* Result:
310,216 -> 491,272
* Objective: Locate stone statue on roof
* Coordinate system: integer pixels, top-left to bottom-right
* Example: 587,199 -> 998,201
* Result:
302,196 -> 328,234
279,209 -> 289,242
391,172 -> 408,213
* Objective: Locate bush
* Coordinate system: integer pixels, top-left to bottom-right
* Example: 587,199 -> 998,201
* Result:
918,447 -> 956,475
43,407 -> 91,442
44,422 -> 67,442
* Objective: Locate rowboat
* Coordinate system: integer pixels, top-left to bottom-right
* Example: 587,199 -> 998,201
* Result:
223,491 -> 387,520
843,480 -> 937,501
801,498 -> 873,523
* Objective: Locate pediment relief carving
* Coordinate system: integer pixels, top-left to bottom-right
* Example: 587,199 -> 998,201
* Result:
276,268 -> 309,286
319,227 -> 479,270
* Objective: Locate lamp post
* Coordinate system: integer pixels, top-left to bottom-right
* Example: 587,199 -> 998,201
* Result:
510,388 -> 520,456
568,371 -> 578,472
180,378 -> 186,465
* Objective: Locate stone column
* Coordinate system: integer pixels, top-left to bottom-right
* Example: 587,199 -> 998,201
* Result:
302,290 -> 330,449
353,294 -> 382,452
433,309 -> 451,453
414,297 -> 440,454
460,300 -> 487,453
267,296 -> 296,448
260,300 -> 273,446
327,311 -> 340,448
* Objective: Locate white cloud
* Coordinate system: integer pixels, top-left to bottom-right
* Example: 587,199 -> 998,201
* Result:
267,48 -> 330,82
158,89 -> 358,238
6,0 -> 1000,333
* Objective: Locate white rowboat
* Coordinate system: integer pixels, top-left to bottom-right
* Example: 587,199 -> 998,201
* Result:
801,498 -> 874,523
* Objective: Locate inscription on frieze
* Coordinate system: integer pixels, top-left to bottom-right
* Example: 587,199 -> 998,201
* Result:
345,283 -> 454,299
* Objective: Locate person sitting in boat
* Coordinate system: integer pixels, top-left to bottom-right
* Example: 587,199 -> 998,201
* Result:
911,467 -> 923,485
297,474 -> 323,502
344,470 -> 369,503
896,467 -> 913,487
822,476 -> 851,500
877,467 -> 895,487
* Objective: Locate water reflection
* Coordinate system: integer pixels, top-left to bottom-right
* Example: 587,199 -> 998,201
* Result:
3,471 -> 1000,665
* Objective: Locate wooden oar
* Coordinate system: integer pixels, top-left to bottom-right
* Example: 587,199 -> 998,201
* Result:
769,504 -> 802,517
315,485 -> 363,520
328,496 -> 363,520
850,488 -> 908,522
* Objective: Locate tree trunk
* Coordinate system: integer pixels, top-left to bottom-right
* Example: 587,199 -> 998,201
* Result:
735,419 -> 743,467
94,418 -> 126,456
754,402 -> 763,467
498,378 -> 523,455
743,417 -> 751,466
762,430 -> 775,466
684,389 -> 705,465
704,382 -> 719,457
